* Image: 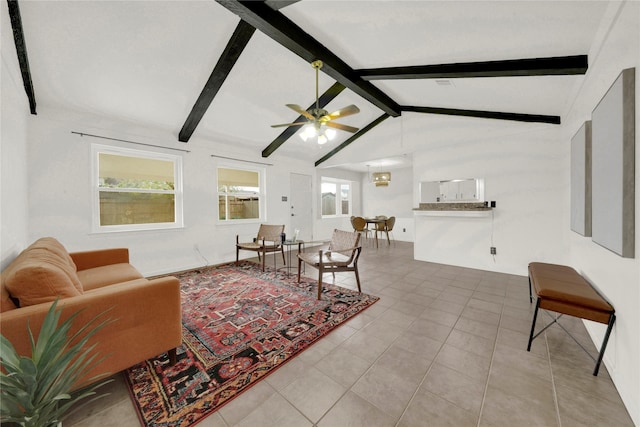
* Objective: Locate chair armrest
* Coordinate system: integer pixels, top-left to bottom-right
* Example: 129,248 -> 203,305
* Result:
260,237 -> 281,247
327,246 -> 361,265
70,248 -> 130,270
330,246 -> 360,254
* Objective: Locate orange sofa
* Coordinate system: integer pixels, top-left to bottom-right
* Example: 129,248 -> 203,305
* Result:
0,237 -> 182,389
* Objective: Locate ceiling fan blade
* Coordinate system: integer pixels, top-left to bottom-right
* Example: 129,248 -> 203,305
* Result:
286,104 -> 315,120
326,104 -> 360,120
326,121 -> 359,133
271,122 -> 307,128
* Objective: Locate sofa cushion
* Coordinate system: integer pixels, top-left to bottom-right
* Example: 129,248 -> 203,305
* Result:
3,258 -> 82,307
1,285 -> 17,312
30,237 -> 78,270
2,238 -> 84,308
77,263 -> 145,291
6,238 -> 83,292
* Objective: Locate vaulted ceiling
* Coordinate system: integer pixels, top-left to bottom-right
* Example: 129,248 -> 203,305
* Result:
5,0 -> 610,170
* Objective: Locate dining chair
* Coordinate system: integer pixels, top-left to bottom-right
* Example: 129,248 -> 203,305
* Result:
383,216 -> 396,245
373,216 -> 387,244
297,229 -> 362,299
236,224 -> 286,271
351,216 -> 370,242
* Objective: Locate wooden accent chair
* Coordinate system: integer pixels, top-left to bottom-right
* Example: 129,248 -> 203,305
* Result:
236,224 -> 286,271
297,229 -> 362,299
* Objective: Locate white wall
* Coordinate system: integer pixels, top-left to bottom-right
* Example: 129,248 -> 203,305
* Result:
362,166 -> 414,242
564,2 -> 639,424
2,1 -> 637,422
413,126 -> 566,276
23,106 -> 317,276
412,3 -> 639,422
1,6 -> 31,269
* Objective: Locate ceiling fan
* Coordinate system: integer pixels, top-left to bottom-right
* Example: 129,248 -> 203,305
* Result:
271,60 -> 360,144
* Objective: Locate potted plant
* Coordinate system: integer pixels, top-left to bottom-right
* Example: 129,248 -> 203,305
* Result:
0,300 -> 111,427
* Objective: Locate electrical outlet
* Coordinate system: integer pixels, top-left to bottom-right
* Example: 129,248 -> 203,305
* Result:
490,247 -> 497,255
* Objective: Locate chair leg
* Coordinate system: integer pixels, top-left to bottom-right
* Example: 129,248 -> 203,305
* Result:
317,263 -> 323,300
281,247 -> 286,265
168,348 -> 177,365
297,257 -> 302,283
262,248 -> 266,271
354,268 -> 362,293
236,247 -> 239,265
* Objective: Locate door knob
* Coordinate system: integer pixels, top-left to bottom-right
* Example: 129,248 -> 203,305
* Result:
291,213 -> 295,216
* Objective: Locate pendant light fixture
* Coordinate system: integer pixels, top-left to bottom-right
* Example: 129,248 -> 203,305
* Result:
372,171 -> 391,187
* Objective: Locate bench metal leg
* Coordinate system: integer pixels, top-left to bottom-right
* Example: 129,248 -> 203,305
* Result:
528,276 -> 533,303
527,298 -> 541,351
593,314 -> 616,376
528,298 -> 615,376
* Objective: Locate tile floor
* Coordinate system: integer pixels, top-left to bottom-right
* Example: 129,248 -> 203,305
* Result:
66,241 -> 634,427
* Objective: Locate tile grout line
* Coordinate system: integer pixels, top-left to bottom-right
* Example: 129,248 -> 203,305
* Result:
302,284 -> 409,426
545,331 -> 563,427
475,297 -> 505,427
391,284 -> 456,427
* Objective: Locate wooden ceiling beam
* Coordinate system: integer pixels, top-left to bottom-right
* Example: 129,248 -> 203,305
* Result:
7,0 -> 37,115
315,114 -> 390,167
179,20 -> 255,142
358,55 -> 588,80
262,82 -> 346,157
179,1 -> 300,143
216,0 -> 401,117
401,105 -> 561,124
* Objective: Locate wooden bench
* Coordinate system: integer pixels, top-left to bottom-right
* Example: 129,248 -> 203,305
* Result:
527,262 -> 616,376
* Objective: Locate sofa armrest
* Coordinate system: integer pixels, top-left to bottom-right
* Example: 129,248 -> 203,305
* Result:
0,276 -> 182,389
70,248 -> 130,271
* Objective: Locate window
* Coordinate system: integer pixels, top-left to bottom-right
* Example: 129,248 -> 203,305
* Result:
92,144 -> 183,232
321,178 -> 351,217
217,166 -> 264,222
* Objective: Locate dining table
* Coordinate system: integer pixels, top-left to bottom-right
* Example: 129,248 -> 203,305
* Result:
363,217 -> 387,248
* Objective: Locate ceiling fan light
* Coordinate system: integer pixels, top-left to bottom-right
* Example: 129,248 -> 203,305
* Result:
317,134 -> 328,145
300,124 -> 316,141
325,128 -> 337,140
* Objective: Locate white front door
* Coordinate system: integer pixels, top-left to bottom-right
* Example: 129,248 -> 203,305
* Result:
289,173 -> 313,242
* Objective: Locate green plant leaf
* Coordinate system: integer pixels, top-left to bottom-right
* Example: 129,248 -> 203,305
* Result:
0,300 -> 113,426
0,335 -> 21,371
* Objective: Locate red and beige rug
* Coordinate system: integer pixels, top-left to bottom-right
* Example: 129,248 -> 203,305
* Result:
124,261 -> 378,427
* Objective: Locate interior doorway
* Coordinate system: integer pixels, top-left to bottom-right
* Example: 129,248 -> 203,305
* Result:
289,173 -> 313,242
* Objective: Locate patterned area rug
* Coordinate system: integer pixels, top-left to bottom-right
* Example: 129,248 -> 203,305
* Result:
125,261 -> 379,427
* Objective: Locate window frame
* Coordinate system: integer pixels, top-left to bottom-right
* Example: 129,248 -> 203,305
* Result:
91,144 -> 184,233
320,177 -> 352,218
216,162 -> 266,224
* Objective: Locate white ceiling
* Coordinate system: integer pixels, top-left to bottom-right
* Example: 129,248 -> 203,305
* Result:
11,0 -> 610,171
